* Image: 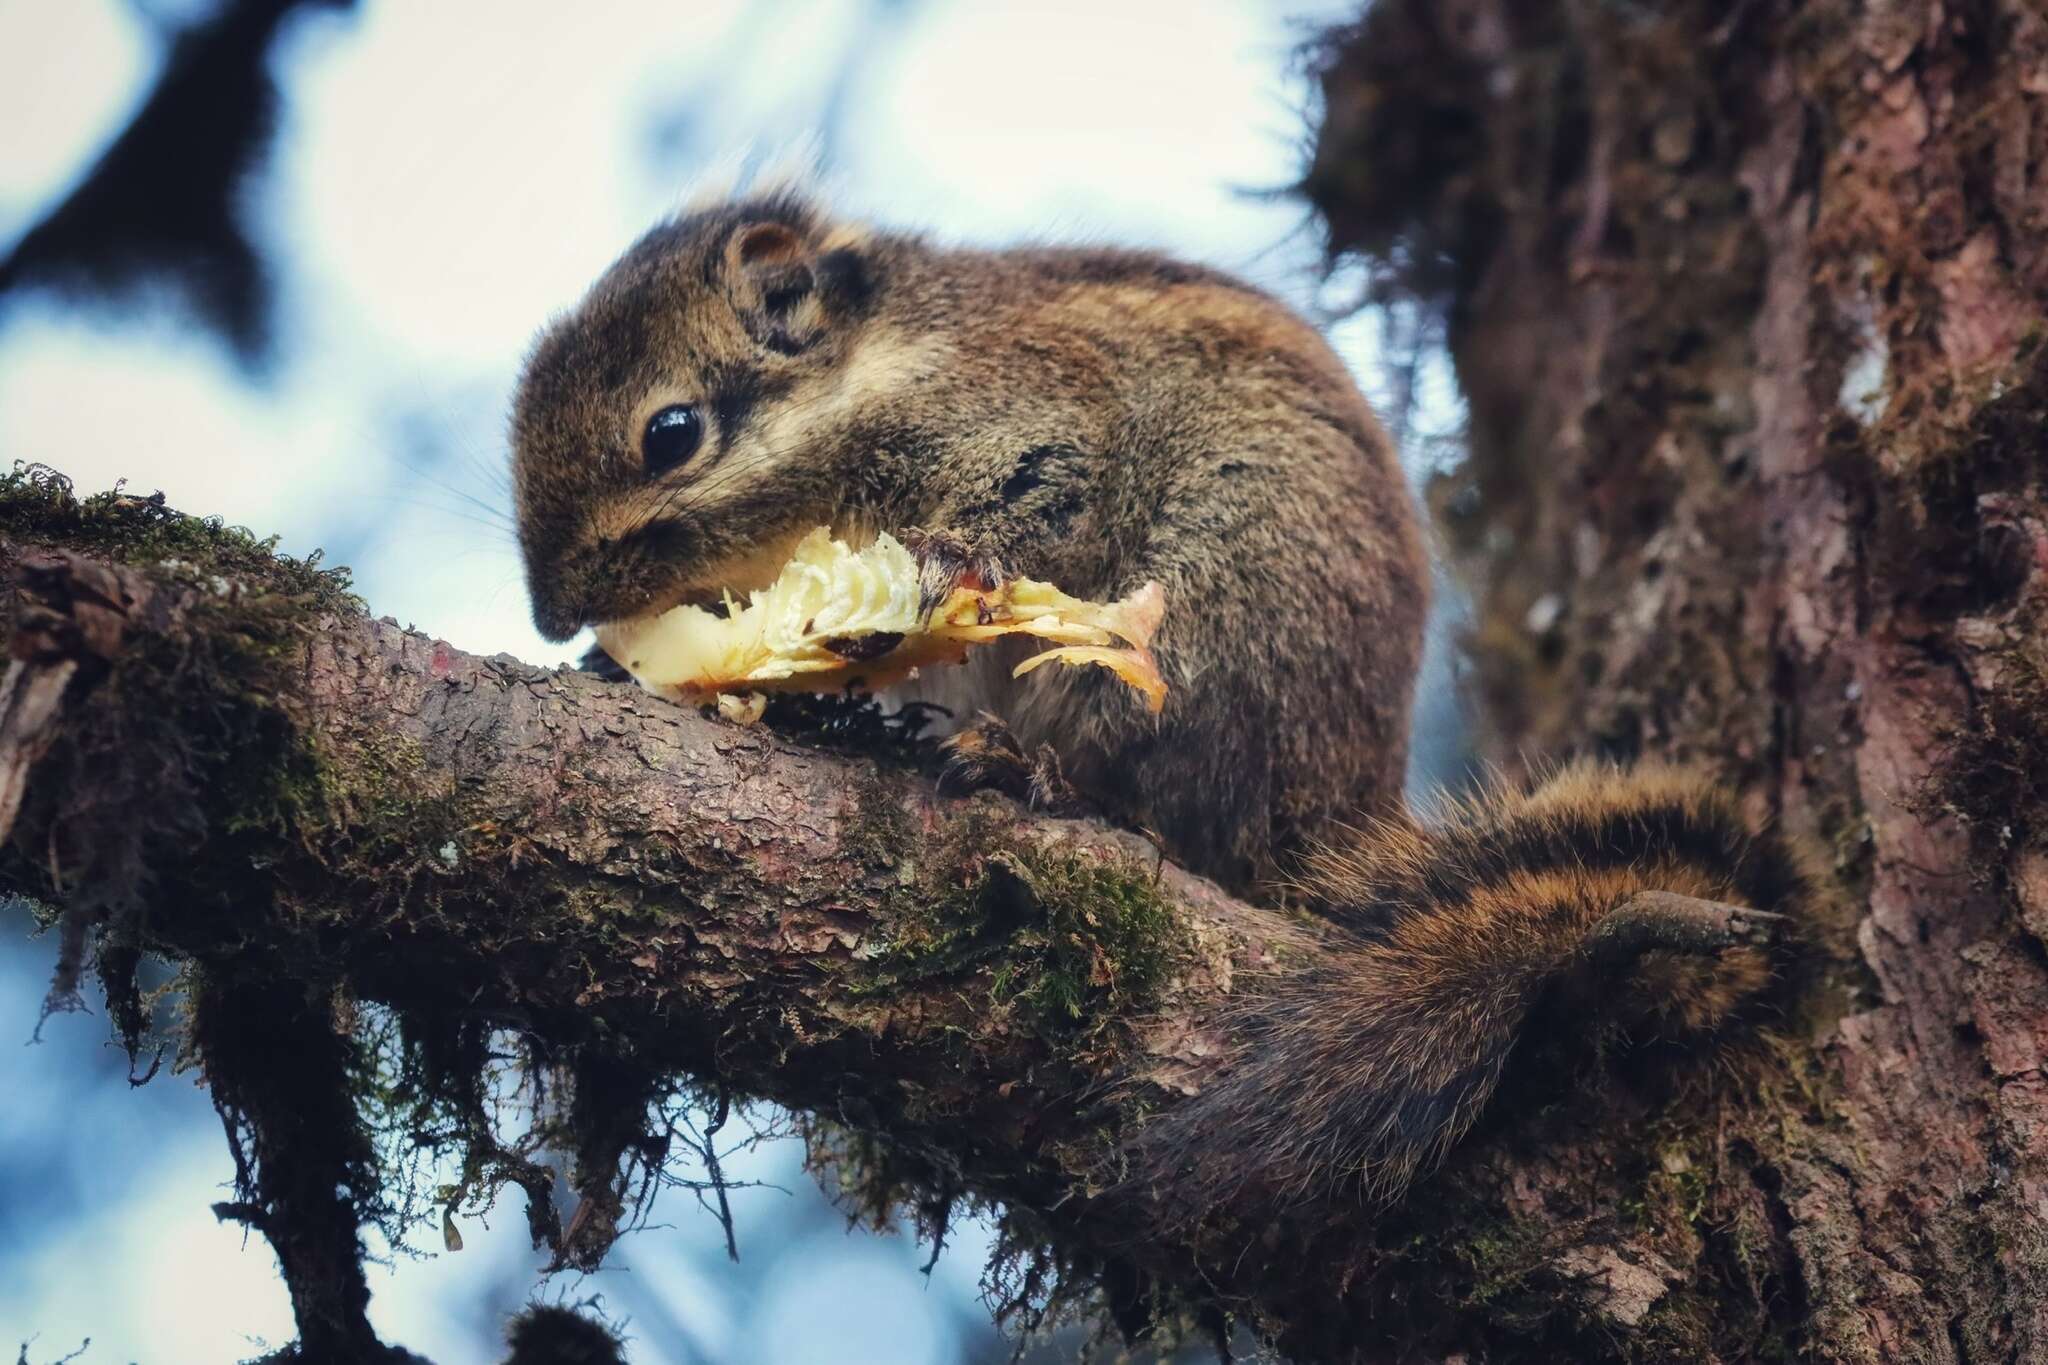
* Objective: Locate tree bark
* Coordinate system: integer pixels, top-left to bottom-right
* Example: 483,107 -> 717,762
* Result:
1310,1 -> 2048,1360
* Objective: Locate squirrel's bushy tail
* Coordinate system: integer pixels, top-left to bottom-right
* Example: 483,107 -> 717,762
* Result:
1130,761 -> 1813,1210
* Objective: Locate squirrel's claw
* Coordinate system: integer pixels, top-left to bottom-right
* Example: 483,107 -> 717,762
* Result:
941,712 -> 1083,815
1583,892 -> 1789,964
900,527 -> 1006,620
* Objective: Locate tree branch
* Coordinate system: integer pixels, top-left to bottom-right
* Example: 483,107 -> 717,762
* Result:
0,475 -> 1801,1361
0,489 -> 1318,1352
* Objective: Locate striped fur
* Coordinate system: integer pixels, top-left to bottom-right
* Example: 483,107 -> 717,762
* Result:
1128,762 -> 1812,1209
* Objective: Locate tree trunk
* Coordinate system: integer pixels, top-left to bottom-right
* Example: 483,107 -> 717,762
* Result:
1310,0 -> 2048,1360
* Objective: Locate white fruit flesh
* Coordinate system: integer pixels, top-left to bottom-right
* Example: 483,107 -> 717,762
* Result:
594,528 -> 1167,717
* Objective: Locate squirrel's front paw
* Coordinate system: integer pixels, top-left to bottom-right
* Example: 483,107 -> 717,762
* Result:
941,712 -> 1082,814
578,643 -> 632,683
900,527 -> 1006,619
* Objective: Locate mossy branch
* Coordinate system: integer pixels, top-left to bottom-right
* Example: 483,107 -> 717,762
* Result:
0,469 -> 1800,1362
0,469 -> 1308,1357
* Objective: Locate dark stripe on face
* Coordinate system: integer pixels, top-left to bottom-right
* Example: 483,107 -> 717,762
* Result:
706,366 -> 797,462
711,367 -> 763,456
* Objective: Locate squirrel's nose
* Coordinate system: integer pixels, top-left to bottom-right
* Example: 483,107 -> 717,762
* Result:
527,571 -> 589,644
531,599 -> 586,644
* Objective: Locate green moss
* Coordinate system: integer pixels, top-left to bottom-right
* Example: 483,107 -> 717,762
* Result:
984,844 -> 1184,1026
841,767 -> 918,876
0,462 -> 358,615
0,464 -> 369,899
0,471 -> 525,1279
0,469 -> 370,1038
1451,1214 -> 1552,1311
809,816 -> 1200,1352
861,811 -> 1190,1039
1619,1135 -> 1714,1232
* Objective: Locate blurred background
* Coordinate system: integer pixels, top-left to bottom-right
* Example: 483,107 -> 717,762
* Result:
0,2 -> 1466,1360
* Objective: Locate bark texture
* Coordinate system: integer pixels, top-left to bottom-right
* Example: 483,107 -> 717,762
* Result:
1311,1 -> 2048,1360
0,484 -> 1330,1359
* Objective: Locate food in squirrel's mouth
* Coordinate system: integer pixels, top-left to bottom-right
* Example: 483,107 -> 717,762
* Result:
593,528 -> 1168,720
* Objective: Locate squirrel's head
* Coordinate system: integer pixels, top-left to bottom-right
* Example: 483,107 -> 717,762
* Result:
510,190 -> 889,642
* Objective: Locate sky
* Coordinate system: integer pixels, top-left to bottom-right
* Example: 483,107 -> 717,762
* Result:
0,2 -> 1463,1361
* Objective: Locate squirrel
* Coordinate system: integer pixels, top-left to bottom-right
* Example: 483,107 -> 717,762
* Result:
512,185 -> 1426,894
509,186 -> 1810,1207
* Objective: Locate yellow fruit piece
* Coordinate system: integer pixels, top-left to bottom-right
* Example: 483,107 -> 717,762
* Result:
594,528 -> 1168,720
1012,645 -> 1169,713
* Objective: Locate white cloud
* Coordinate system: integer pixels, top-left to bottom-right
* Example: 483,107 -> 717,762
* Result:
844,0 -> 1333,290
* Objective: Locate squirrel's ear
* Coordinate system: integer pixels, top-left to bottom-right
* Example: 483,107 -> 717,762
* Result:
730,221 -> 807,272
723,221 -> 823,354
722,217 -> 873,354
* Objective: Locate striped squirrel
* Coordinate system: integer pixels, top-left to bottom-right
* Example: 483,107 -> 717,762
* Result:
509,187 -> 1809,1204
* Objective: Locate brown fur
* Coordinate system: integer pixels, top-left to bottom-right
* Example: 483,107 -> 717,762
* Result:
1128,760 -> 1813,1211
510,188 -> 1427,891
510,193 -> 1811,1206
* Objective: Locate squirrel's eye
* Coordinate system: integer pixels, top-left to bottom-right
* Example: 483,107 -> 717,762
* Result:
642,404 -> 703,476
